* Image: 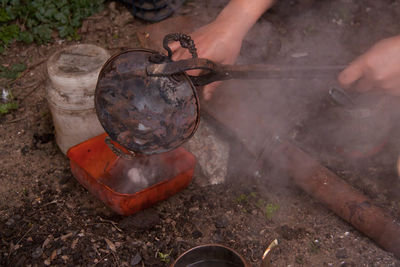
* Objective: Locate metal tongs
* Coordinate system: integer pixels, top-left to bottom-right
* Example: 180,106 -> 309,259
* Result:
147,57 -> 346,86
146,33 -> 346,86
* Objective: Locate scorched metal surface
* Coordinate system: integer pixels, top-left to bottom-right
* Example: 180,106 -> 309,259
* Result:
95,33 -> 344,156
95,48 -> 200,155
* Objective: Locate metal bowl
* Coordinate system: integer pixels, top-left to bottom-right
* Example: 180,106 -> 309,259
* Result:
171,244 -> 249,267
95,48 -> 200,155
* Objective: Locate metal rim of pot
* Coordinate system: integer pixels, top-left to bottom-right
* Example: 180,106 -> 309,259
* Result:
171,243 -> 249,267
95,33 -> 346,158
94,45 -> 201,157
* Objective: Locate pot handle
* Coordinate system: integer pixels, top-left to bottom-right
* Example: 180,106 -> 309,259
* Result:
105,137 -> 136,160
146,57 -> 221,85
163,33 -> 198,59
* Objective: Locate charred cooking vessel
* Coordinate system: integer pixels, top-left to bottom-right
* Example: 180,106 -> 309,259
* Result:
95,33 -> 344,156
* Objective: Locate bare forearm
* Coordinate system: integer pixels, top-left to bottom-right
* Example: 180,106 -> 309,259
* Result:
215,0 -> 275,39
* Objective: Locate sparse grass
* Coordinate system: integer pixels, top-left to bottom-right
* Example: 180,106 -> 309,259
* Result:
303,25 -> 316,35
235,192 -> 280,219
236,193 -> 248,204
0,62 -> 26,115
0,101 -> 17,114
0,62 -> 26,80
265,203 -> 279,219
295,256 -> 304,264
309,239 -> 321,254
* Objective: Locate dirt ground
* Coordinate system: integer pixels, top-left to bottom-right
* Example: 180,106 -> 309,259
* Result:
1,0 -> 400,266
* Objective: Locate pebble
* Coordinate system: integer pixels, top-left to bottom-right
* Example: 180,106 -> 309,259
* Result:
119,210 -> 160,231
130,252 -> 142,266
5,218 -> 15,226
189,207 -> 199,212
192,230 -> 203,239
291,52 -> 308,58
184,120 -> 230,185
215,216 -> 229,228
32,247 -> 43,259
336,248 -> 348,259
113,11 -> 134,27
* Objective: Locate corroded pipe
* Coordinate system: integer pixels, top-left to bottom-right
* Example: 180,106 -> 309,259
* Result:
274,140 -> 400,259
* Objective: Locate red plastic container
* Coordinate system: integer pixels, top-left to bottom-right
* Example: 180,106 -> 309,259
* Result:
67,133 -> 196,216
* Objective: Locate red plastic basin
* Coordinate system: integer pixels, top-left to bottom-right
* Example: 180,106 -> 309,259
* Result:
67,133 -> 195,216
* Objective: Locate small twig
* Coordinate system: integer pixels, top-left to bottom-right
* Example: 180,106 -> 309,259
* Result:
93,252 -> 111,266
3,115 -> 29,124
261,239 -> 279,267
111,251 -> 121,267
98,217 -> 123,233
42,200 -> 59,207
19,83 -> 42,103
15,226 -> 33,247
15,80 -> 38,90
8,225 -> 33,258
8,59 -> 46,86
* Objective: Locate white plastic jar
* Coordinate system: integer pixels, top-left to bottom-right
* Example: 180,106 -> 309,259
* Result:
46,44 -> 110,154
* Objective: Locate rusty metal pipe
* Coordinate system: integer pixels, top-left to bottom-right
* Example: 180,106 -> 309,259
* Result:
272,140 -> 400,258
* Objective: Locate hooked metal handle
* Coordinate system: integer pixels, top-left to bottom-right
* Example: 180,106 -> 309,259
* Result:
105,137 -> 136,160
163,33 -> 198,59
153,33 -> 346,86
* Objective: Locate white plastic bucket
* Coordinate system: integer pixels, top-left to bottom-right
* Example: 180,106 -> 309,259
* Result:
46,44 -> 110,154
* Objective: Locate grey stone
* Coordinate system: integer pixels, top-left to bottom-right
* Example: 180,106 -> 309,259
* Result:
336,248 -> 348,259
113,11 -> 134,27
32,247 -> 43,259
184,120 -> 230,185
130,252 -> 142,266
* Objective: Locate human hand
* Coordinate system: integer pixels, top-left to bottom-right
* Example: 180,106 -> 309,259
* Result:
169,21 -> 243,100
168,0 -> 275,100
338,35 -> 400,96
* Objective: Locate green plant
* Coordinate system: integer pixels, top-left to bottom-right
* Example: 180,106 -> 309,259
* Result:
264,203 -> 279,219
0,62 -> 26,79
0,100 -> 17,114
0,0 -> 105,52
157,250 -> 172,263
236,193 -> 249,204
0,61 -> 25,115
0,86 -> 18,114
309,240 -> 320,254
303,25 -> 315,35
249,192 -> 257,198
295,256 -> 304,264
256,198 -> 266,209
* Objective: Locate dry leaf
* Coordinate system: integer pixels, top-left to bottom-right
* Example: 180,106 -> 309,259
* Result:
61,232 -> 73,241
42,235 -> 53,248
71,238 -> 79,249
104,238 -> 117,253
50,249 -> 57,261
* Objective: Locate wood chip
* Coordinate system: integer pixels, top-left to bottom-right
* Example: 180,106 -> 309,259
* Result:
104,238 -> 117,253
50,249 -> 57,261
61,232 -> 73,241
71,238 -> 79,249
42,235 -> 53,249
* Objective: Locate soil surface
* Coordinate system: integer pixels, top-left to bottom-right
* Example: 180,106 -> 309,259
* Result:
1,0 -> 400,266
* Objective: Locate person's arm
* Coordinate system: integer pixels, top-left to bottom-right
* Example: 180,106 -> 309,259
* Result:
170,0 -> 275,100
338,35 -> 400,96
